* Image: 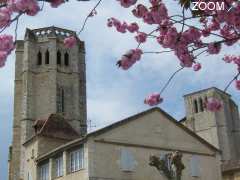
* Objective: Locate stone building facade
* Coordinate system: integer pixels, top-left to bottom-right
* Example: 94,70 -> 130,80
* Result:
21,108 -> 223,180
9,27 -> 87,180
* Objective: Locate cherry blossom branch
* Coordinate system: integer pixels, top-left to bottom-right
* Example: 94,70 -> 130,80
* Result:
224,72 -> 240,92
14,15 -> 19,42
170,18 -> 226,39
77,0 -> 103,35
160,67 -> 184,95
0,12 -> 23,34
143,50 -> 174,54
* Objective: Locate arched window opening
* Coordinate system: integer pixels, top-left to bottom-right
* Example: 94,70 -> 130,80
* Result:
57,51 -> 61,65
194,99 -> 198,113
45,50 -> 50,64
37,52 -> 42,65
199,98 -> 204,112
64,52 -> 69,66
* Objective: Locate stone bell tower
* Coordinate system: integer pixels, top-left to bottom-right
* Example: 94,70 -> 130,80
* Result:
182,87 -> 240,162
9,26 -> 87,180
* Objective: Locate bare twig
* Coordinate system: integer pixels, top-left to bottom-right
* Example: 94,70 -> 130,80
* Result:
224,72 -> 240,92
77,0 -> 103,35
143,50 -> 174,54
14,16 -> 19,42
160,67 -> 184,95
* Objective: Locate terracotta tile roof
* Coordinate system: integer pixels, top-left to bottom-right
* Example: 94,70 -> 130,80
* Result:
33,114 -> 80,141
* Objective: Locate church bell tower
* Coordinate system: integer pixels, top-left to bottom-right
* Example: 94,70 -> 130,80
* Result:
182,87 -> 240,162
9,26 -> 87,180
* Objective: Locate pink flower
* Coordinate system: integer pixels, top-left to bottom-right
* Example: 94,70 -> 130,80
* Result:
223,55 -> 233,63
144,93 -> 163,106
0,7 -> 12,28
0,34 -> 14,68
0,34 -> 14,53
50,0 -> 64,8
131,48 -> 143,61
207,43 -> 221,54
132,4 -> 148,18
150,3 -> 168,24
149,0 -> 160,6
8,0 -> 40,16
182,27 -> 201,43
201,29 -> 211,37
193,63 -> 201,71
162,27 -> 178,48
127,22 -> 139,33
135,32 -> 147,43
107,18 -> 128,33
64,36 -> 77,48
235,80 -> 240,90
117,0 -> 137,8
117,48 -> 143,70
206,98 -> 222,112
0,51 -> 7,67
143,12 -> 155,25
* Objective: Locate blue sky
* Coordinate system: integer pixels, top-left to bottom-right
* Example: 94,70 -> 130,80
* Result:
1,1 -> 240,179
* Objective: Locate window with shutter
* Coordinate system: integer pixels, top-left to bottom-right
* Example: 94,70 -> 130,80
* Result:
190,155 -> 200,177
120,148 -> 136,172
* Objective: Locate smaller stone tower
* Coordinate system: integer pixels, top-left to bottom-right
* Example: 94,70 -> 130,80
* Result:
182,87 -> 240,162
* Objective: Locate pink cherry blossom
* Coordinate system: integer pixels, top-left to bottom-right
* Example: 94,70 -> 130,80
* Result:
0,51 -> 7,67
116,0 -> 137,8
193,63 -> 201,71
107,18 -> 140,34
223,55 -> 233,63
0,34 -> 14,68
235,80 -> 240,90
0,7 -> 12,28
8,0 -> 40,16
132,4 -> 148,18
162,27 -> 178,48
206,98 -> 222,112
127,22 -> 139,33
207,43 -> 221,54
50,0 -> 65,8
64,36 -> 77,48
135,32 -> 147,43
144,93 -> 163,106
117,48 -> 143,70
0,34 -> 14,53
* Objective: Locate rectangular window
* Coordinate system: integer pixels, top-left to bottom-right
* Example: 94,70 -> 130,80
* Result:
70,147 -> 84,172
39,163 -> 49,180
190,155 -> 200,177
56,156 -> 63,177
120,148 -> 136,172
